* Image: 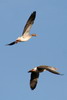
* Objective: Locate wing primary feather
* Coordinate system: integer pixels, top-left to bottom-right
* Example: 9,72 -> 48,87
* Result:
37,65 -> 63,75
22,11 -> 36,35
30,72 -> 39,90
6,41 -> 17,46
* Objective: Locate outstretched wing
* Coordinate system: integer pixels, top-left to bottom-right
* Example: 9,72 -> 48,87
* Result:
46,67 -> 62,75
6,41 -> 17,46
22,11 -> 36,36
7,40 -> 19,46
37,65 -> 63,75
30,72 -> 39,90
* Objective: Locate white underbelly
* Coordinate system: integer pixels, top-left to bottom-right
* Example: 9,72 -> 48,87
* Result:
21,36 -> 32,41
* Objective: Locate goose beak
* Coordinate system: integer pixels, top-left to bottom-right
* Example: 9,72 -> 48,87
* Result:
36,34 -> 38,36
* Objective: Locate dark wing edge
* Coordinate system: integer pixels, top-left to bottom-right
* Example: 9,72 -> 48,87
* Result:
30,72 -> 39,90
46,68 -> 64,75
44,66 -> 64,75
6,41 -> 17,46
22,11 -> 36,35
37,65 -> 63,75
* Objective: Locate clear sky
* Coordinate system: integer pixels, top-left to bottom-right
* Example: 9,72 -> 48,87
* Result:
0,0 -> 67,100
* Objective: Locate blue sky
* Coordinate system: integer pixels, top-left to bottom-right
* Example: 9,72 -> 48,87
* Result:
0,0 -> 67,100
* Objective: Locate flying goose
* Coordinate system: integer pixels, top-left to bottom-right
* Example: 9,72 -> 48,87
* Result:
7,11 -> 37,46
28,65 -> 63,90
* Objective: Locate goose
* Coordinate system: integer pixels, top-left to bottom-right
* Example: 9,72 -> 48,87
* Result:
28,65 -> 63,90
7,11 -> 37,46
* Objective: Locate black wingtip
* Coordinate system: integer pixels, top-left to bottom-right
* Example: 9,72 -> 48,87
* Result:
30,87 -> 35,90
31,11 -> 36,17
32,11 -> 36,16
33,11 -> 36,14
5,43 -> 11,46
6,41 -> 17,46
6,44 -> 14,46
56,73 -> 64,76
30,11 -> 36,21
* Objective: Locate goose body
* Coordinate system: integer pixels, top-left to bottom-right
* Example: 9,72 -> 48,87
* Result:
7,11 -> 37,46
28,65 -> 63,90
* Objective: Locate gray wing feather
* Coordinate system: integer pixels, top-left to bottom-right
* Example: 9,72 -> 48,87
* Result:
22,11 -> 36,36
30,72 -> 39,90
37,65 -> 62,75
46,68 -> 62,75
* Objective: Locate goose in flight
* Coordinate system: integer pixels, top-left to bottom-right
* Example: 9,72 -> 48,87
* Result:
28,65 -> 63,90
7,11 -> 37,46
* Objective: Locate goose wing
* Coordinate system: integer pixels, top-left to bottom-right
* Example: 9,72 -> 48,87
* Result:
30,72 -> 39,90
6,41 -> 17,46
37,65 -> 63,75
22,11 -> 36,36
